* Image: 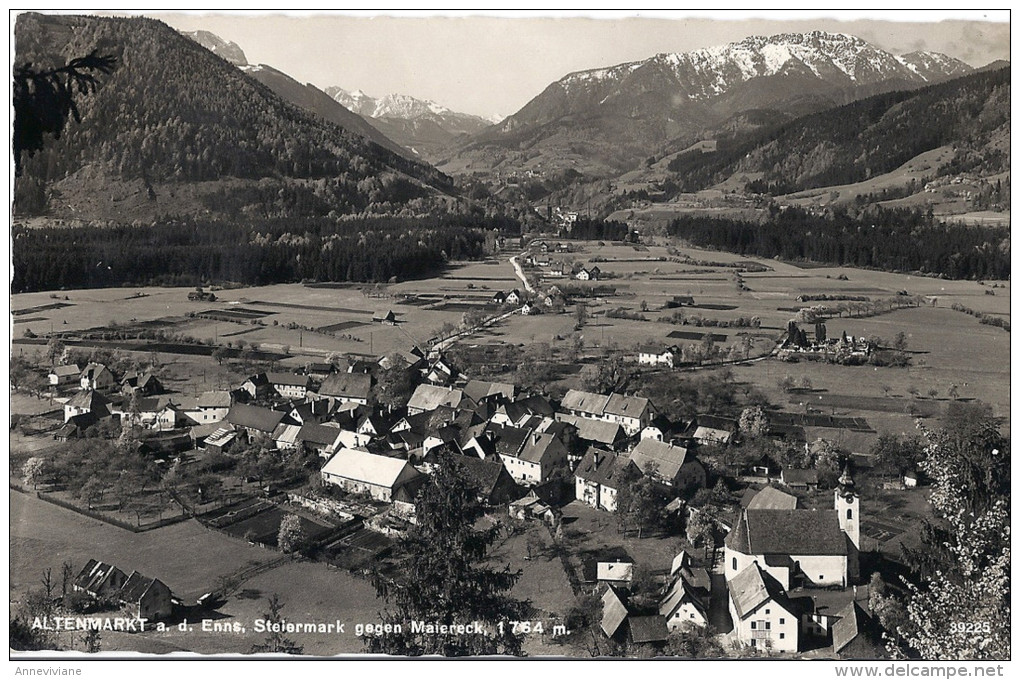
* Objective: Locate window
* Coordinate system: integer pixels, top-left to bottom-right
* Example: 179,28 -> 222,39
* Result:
819,575 -> 824,580
750,621 -> 756,630
779,618 -> 785,625
732,557 -> 737,570
765,609 -> 770,614
765,621 -> 771,630
779,633 -> 785,640
750,639 -> 756,648
847,508 -> 853,520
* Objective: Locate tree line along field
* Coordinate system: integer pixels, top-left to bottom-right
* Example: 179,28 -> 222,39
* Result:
11,239 -> 1009,434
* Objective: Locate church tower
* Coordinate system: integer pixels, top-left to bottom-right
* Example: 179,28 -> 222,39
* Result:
834,463 -> 860,549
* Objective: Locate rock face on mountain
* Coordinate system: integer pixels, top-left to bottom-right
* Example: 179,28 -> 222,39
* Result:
327,87 -> 493,160
445,31 -> 974,177
182,29 -> 248,66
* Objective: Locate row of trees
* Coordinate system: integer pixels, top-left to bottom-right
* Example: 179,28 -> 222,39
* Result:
667,205 -> 1010,280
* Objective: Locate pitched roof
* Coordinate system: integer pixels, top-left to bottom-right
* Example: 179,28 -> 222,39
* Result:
74,560 -> 124,593
226,403 -> 286,433
456,456 -> 517,499
298,423 -> 343,447
726,509 -> 848,556
669,550 -> 689,577
462,379 -> 516,403
50,364 -> 81,377
729,561 -> 792,620
601,586 -> 629,637
783,468 -> 820,485
833,601 -> 872,653
407,384 -> 463,412
659,575 -> 706,620
198,390 -> 232,408
402,405 -> 459,435
267,372 -> 311,388
516,432 -> 563,464
746,486 -> 799,511
270,423 -> 302,445
486,424 -> 532,458
597,562 -> 634,582
629,438 -> 691,481
321,448 -> 421,490
66,390 -> 110,410
695,414 -> 737,431
319,372 -> 372,400
604,393 -> 650,419
575,448 -> 632,489
560,389 -> 611,415
515,394 -> 555,416
556,414 -> 625,445
118,571 -> 169,603
628,615 -> 669,644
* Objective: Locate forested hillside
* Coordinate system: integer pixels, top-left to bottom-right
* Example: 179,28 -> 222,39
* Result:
666,67 -> 1010,194
11,215 -> 520,293
13,13 -> 455,219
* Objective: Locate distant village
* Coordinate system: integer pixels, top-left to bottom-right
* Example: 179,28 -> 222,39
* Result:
39,329 -> 882,658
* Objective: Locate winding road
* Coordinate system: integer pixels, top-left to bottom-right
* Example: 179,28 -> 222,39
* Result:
509,254 -> 536,294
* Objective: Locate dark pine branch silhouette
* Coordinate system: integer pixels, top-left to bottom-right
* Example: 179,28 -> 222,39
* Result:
13,51 -> 117,174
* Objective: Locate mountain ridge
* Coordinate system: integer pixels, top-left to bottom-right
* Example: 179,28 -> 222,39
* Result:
444,31 -> 976,178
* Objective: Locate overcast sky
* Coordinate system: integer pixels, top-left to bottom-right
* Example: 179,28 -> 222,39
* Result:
126,10 -> 1009,119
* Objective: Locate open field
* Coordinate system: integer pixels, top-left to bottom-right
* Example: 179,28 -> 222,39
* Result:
13,240 -> 1008,438
10,490 -> 275,603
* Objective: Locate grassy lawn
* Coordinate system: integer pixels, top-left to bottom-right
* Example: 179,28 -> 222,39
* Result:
10,490 -> 276,603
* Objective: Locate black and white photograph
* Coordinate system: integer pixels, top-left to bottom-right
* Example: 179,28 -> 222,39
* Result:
7,9 -> 1011,669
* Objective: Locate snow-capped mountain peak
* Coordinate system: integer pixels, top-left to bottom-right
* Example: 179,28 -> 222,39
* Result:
556,31 -> 971,101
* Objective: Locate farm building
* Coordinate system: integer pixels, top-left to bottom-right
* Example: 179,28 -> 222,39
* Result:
118,571 -> 174,621
48,364 -> 80,386
267,372 -> 312,400
240,373 -> 272,400
728,561 -> 800,653
73,560 -> 128,600
597,561 -> 634,584
225,403 -> 287,440
781,468 -> 819,491
628,438 -> 705,490
195,390 -> 232,423
120,372 -> 163,397
319,372 -> 372,406
406,384 -> 464,415
80,363 -> 116,391
498,431 -> 568,485
559,389 -> 654,435
456,455 -> 523,506
320,448 -> 423,502
832,601 -> 885,659
745,486 -> 799,511
637,345 -> 678,368
601,586 -> 629,638
63,390 -> 111,424
373,310 -> 397,325
463,379 -> 516,405
691,414 -> 737,446
203,426 -> 240,454
574,448 -> 633,512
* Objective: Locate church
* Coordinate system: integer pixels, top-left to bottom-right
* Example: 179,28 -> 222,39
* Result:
725,465 -> 860,589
